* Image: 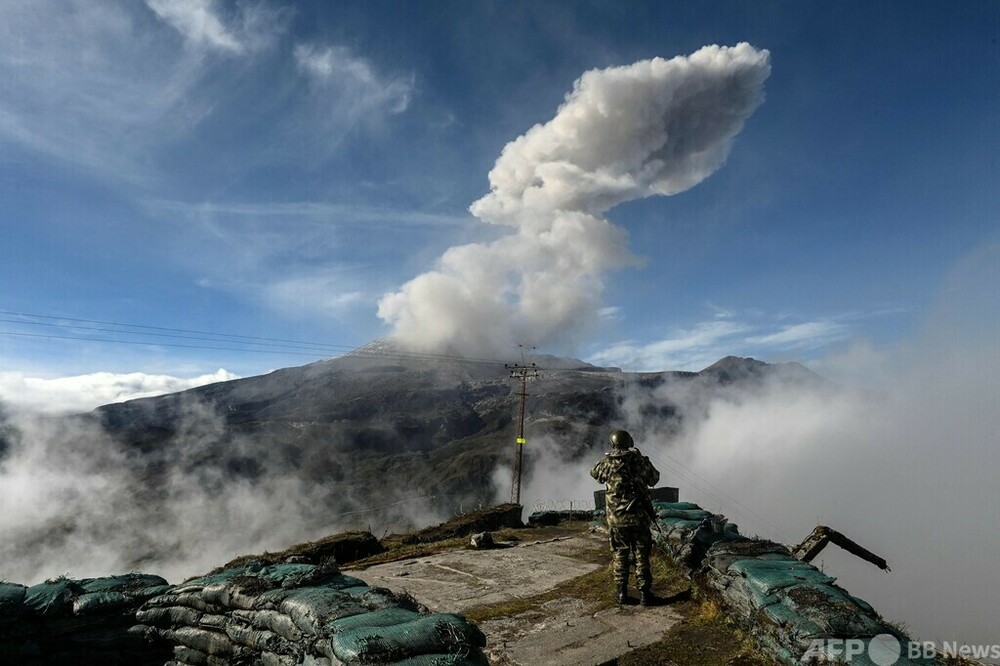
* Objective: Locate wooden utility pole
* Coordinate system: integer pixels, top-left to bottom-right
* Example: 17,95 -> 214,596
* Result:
506,352 -> 538,506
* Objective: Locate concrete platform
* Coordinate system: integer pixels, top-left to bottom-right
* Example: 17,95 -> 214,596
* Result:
349,532 -> 681,665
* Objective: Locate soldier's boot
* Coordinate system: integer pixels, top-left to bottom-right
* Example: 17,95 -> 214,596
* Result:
639,585 -> 656,606
615,581 -> 629,605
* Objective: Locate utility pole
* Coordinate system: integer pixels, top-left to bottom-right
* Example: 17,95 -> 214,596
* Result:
506,346 -> 538,506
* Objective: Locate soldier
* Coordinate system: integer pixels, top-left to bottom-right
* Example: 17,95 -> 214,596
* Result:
590,429 -> 660,605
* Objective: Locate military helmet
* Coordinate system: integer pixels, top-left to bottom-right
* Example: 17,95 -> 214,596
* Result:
609,429 -> 634,450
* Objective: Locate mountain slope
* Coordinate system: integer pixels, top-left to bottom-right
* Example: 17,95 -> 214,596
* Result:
92,346 -> 821,511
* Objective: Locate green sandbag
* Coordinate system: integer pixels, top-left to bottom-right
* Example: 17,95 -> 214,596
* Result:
0,583 -> 27,618
659,518 -> 703,530
72,591 -> 128,615
729,559 -> 837,598
175,565 -> 258,592
279,588 -> 369,635
24,579 -> 78,617
79,574 -> 168,594
656,508 -> 713,521
327,608 -> 422,633
758,602 -> 824,642
389,652 -> 489,666
652,501 -> 701,511
330,613 -> 486,664
782,584 -> 883,636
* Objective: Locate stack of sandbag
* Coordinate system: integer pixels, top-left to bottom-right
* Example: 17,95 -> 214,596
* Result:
702,542 -> 938,665
131,560 -> 488,665
652,501 -> 935,666
0,573 -> 173,664
651,500 -> 742,567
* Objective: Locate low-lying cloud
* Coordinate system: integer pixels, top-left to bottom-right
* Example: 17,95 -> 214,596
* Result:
0,369 -> 238,415
379,44 -> 771,356
0,395 -> 447,585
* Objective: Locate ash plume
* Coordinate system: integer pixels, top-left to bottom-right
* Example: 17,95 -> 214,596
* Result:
379,43 -> 771,355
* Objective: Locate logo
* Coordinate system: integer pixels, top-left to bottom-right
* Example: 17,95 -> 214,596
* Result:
803,635 -> 1000,664
802,634 -> 900,665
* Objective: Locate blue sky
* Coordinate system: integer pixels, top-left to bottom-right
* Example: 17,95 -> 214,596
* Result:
1,1 -> 998,407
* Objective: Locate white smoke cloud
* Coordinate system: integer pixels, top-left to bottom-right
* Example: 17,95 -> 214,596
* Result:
0,369 -> 238,415
379,43 -> 771,356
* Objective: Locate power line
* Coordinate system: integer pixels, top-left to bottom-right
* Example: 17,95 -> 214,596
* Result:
0,317 -> 347,353
0,309 -> 517,367
0,309 -> 349,349
0,330 -> 327,357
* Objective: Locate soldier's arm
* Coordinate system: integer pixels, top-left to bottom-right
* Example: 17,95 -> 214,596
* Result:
642,455 -> 660,487
590,458 -> 609,483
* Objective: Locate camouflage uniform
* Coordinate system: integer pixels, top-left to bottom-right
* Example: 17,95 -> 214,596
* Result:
591,437 -> 660,602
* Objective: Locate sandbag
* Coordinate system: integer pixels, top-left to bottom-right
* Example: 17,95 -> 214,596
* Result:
202,578 -> 274,611
652,501 -> 701,511
72,591 -> 128,615
136,605 -> 203,628
79,574 -> 169,594
261,650 -> 298,666
24,579 -> 78,616
327,608 -> 422,634
729,558 -> 837,598
279,588 -> 369,635
783,584 -> 883,636
0,583 -> 27,619
656,508 -> 713,521
171,626 -> 237,657
146,592 -> 212,612
225,623 -> 290,653
233,609 -> 304,643
758,601 -> 824,642
330,613 -> 486,664
173,645 -> 208,665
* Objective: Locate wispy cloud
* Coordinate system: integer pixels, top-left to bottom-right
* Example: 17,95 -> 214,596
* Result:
590,311 -> 863,371
0,1 -> 407,183
146,0 -> 243,53
294,44 -> 413,115
0,1 -> 208,178
0,369 -> 238,415
745,320 -> 850,348
590,319 -> 753,371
